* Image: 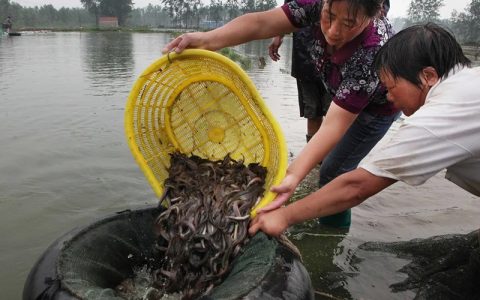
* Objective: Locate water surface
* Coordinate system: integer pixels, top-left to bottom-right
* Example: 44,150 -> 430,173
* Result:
0,32 -> 478,299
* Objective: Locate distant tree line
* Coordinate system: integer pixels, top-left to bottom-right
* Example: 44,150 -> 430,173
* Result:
0,0 -> 277,30
449,0 -> 480,45
1,0 -> 479,46
80,0 -> 133,26
1,0 -> 94,28
403,0 -> 480,45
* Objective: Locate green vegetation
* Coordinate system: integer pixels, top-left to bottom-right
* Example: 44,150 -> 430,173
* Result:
218,47 -> 252,70
80,0 -> 133,27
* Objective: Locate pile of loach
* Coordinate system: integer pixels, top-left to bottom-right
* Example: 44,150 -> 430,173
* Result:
152,152 -> 267,299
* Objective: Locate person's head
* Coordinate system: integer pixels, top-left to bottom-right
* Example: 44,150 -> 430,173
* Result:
320,0 -> 382,49
374,23 -> 471,116
379,0 -> 390,17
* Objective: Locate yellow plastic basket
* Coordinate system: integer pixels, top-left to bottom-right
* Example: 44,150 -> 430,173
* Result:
125,49 -> 287,217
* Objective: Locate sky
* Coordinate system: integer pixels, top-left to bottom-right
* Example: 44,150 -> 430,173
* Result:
9,0 -> 473,19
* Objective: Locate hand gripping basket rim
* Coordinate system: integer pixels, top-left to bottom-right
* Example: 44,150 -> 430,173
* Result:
125,49 -> 287,217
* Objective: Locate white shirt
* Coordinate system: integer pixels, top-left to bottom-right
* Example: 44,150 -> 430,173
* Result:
360,66 -> 480,196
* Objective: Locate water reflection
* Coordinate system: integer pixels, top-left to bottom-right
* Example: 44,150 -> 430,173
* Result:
288,222 -> 352,299
82,32 -> 134,96
239,36 -> 308,156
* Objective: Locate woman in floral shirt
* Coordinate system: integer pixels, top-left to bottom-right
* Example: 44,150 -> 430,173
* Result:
163,0 -> 400,228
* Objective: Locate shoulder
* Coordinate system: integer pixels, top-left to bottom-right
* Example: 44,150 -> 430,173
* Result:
363,18 -> 394,48
282,0 -> 322,27
407,80 -> 480,155
342,48 -> 378,82
424,67 -> 480,108
343,18 -> 393,67
433,67 -> 480,97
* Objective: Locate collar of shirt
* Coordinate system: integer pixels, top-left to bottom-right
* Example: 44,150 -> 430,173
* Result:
426,64 -> 468,103
316,21 -> 375,66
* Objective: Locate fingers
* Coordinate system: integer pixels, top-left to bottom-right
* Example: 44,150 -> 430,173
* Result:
268,43 -> 280,61
162,36 -> 182,53
257,195 -> 288,213
248,216 -> 260,236
248,212 -> 286,237
269,52 -> 280,61
271,51 -> 280,61
268,48 -> 276,60
162,34 -> 192,54
270,183 -> 291,194
174,36 -> 192,53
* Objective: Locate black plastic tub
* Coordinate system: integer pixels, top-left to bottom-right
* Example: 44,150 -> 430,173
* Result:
23,206 -> 313,300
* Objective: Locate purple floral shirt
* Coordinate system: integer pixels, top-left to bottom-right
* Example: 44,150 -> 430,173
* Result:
282,0 -> 398,115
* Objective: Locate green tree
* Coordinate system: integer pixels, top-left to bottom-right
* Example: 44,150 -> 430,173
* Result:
407,0 -> 444,24
1,0 -> 11,18
161,0 -> 183,26
38,4 -> 57,26
80,0 -> 132,27
225,0 -> 240,19
98,0 -> 133,26
256,0 -> 277,11
80,0 -> 100,26
186,0 -> 203,28
450,0 -> 480,44
209,0 -> 224,26
241,0 -> 256,12
129,4 -> 171,28
468,0 -> 480,25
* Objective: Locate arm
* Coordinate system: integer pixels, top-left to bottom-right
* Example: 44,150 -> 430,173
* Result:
259,103 -> 359,211
249,168 -> 396,236
290,103 -> 358,182
163,8 -> 295,53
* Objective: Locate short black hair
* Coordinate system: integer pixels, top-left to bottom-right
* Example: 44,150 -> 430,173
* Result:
374,23 -> 471,86
327,0 -> 383,20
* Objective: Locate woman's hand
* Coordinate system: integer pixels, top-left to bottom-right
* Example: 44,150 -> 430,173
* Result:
249,207 -> 290,237
268,36 -> 283,61
162,32 -> 211,54
257,173 -> 299,214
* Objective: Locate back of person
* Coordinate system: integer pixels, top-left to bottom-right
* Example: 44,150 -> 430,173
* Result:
291,25 -> 318,80
362,23 -> 479,197
411,66 -> 480,195
285,0 -> 319,80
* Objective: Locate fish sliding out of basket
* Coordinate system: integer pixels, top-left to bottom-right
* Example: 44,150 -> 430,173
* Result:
125,49 -> 287,217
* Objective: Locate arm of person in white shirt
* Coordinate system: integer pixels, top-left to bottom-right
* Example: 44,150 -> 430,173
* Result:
249,168 -> 396,236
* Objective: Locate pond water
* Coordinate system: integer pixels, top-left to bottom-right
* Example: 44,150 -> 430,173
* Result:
0,32 -> 479,299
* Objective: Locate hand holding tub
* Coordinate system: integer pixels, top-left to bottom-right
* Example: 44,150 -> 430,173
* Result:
249,206 -> 290,237
257,172 -> 301,213
248,170 -> 300,238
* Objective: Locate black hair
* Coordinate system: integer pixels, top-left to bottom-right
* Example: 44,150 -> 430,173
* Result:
326,0 -> 383,20
374,23 -> 471,86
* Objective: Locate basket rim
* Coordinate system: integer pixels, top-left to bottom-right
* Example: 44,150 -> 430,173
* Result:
125,49 -> 288,217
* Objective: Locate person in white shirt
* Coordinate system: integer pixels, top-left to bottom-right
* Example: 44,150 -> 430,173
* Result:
249,23 -> 479,237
